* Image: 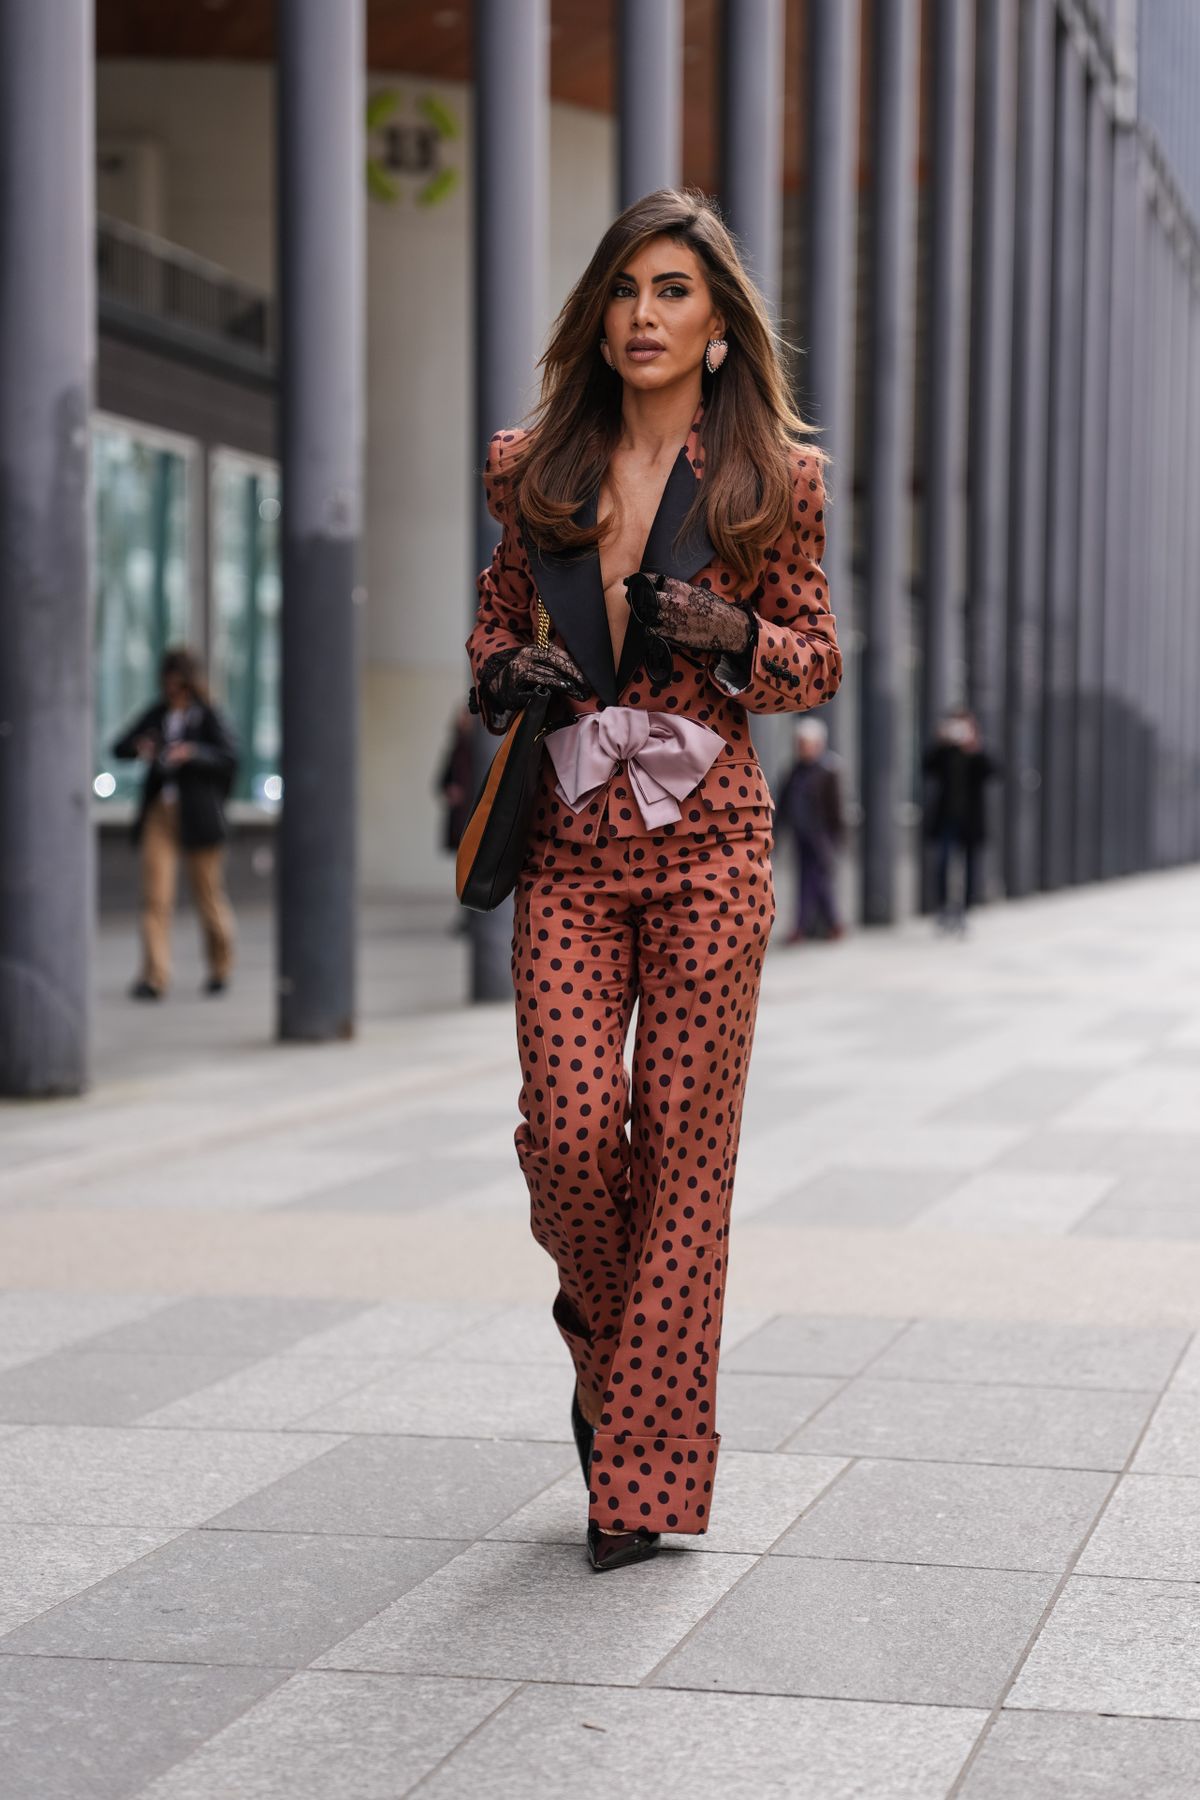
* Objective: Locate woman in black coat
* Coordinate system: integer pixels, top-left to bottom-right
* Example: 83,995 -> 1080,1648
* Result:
922,709 -> 998,930
112,647 -> 239,999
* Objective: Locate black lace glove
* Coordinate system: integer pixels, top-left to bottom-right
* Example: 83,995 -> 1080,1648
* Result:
474,642 -> 590,730
624,572 -> 756,658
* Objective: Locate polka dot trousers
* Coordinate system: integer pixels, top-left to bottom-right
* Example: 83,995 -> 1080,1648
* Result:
511,813 -> 776,1535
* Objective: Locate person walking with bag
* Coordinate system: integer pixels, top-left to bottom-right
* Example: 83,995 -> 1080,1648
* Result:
113,646 -> 239,1000
466,189 -> 841,1571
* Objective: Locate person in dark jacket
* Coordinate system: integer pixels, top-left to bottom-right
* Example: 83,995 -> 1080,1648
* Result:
922,708 -> 999,932
778,717 -> 845,944
436,701 -> 475,853
112,646 -> 239,999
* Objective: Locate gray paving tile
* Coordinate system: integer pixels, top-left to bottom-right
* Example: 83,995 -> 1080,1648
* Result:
1134,1392 -> 1200,1474
869,1321 -> 1187,1392
0,1524 -> 180,1637
784,1378 -> 1155,1470
959,1710 -> 1200,1798
788,1375 -> 1151,1476
751,1168 -> 962,1229
133,1671 -> 515,1800
0,1655 -> 285,1800
84,1297 -> 365,1359
416,1684 -> 987,1800
722,1316 -> 908,1377
653,1557 -> 1054,1706
0,1292 -> 173,1355
715,1372 -> 844,1450
422,1303 -> 569,1366
1078,1474 -> 1200,1581
316,1540 -> 752,1684
0,1425 -> 343,1527
282,1299 -> 500,1360
0,1349 -> 253,1427
992,1129 -> 1200,1178
911,1170 -> 1114,1234
3,1530 -> 459,1668
489,1451 -> 849,1555
1077,1203 -> 1200,1239
1169,1335 -> 1200,1393
281,1154 -> 502,1212
297,1359 -> 573,1439
137,1354 -> 399,1429
775,1459 -> 1112,1572
929,1067 -> 1100,1127
1008,1574 -> 1200,1718
211,1435 -> 574,1539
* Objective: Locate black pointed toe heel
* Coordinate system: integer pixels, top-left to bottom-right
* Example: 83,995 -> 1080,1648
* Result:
586,1520 -> 662,1573
570,1387 -> 594,1484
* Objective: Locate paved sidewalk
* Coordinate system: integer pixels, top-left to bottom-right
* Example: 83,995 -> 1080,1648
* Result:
2,868 -> 1200,1797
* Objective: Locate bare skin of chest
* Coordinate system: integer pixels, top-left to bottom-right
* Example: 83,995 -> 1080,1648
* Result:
597,449 -> 678,666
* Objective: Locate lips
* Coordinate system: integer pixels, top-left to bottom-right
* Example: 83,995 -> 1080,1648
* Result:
627,339 -> 665,361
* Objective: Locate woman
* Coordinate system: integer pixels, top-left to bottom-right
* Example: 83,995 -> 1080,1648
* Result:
112,646 -> 239,1001
467,189 -> 841,1571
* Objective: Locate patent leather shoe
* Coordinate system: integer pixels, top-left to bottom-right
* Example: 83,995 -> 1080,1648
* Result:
586,1520 -> 661,1573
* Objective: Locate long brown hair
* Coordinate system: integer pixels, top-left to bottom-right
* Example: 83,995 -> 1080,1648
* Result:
160,646 -> 210,706
509,188 -> 826,584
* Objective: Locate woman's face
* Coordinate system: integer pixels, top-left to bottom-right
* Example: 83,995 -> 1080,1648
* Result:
601,235 -> 725,392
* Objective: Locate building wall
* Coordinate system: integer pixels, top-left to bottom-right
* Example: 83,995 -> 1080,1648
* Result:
96,59 -> 615,898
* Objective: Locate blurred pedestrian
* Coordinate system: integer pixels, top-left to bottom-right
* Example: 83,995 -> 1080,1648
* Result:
778,717 -> 845,943
112,646 -> 239,1000
436,701 -> 475,854
922,708 -> 998,933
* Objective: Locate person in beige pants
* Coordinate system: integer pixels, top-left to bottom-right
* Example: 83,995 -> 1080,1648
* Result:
112,647 -> 239,1000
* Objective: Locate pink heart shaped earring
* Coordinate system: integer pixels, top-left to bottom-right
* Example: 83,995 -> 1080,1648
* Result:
600,339 -> 615,368
705,336 -> 728,374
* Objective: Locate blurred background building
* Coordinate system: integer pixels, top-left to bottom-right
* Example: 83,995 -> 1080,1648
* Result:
2,0 -> 1199,1090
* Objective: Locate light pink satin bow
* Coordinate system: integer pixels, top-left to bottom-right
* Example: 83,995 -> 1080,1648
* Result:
544,706 -> 726,829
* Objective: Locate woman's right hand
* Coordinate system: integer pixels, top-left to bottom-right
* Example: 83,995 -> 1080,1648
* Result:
479,643 -> 591,715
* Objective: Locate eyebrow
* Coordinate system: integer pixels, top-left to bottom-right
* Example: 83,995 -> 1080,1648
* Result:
614,269 -> 693,283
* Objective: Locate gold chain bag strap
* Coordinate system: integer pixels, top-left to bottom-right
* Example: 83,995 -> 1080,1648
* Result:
455,595 -> 553,911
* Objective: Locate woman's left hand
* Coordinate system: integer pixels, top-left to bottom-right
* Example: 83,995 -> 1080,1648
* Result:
624,572 -> 755,657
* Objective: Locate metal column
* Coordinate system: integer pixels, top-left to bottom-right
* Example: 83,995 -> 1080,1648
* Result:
470,0 -> 548,1002
276,0 -> 365,1041
1041,25 -> 1086,891
1004,0 -> 1056,898
966,0 -> 1018,893
1073,76 -> 1113,885
0,0 -> 94,1096
1186,269 -> 1200,860
618,0 -> 681,208
719,0 -> 785,313
919,0 -> 975,911
805,0 -> 860,784
1099,125 -> 1138,879
861,0 -> 919,926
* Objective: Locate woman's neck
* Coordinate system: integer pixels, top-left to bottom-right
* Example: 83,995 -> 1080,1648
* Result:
616,378 -> 702,460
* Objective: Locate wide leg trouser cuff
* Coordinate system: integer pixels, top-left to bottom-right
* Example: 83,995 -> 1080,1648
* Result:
588,1430 -> 720,1535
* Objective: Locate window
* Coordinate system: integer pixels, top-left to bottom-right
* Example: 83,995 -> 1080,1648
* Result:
209,449 -> 282,806
92,420 -> 194,804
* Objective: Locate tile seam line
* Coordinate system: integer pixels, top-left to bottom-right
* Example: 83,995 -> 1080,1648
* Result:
943,1328 -> 1197,1799
404,1680 -> 530,1796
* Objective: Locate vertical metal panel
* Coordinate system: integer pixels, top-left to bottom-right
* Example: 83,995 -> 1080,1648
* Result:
1073,78 -> 1114,885
0,0 -> 94,1095
469,0 -> 548,1001
861,0 -> 919,925
1185,272 -> 1200,860
1041,26 -> 1086,891
918,0 -> 975,910
1144,207 -> 1170,868
1004,0 -> 1056,898
966,0 -> 1018,888
618,0 -> 682,206
804,0 -> 860,786
1125,163 -> 1156,874
276,0 -> 365,1040
719,0 -> 785,312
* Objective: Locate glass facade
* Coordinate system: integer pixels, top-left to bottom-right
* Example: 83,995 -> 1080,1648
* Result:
92,419 -> 281,812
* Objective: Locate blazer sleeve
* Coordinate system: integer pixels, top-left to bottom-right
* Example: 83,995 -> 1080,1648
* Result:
708,452 -> 842,714
111,703 -> 162,760
465,429 -> 539,734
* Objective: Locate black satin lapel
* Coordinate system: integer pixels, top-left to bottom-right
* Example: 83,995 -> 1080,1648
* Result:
615,446 -> 714,694
525,486 -> 618,708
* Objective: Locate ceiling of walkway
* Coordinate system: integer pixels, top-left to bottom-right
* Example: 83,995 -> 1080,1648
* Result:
96,0 -> 810,191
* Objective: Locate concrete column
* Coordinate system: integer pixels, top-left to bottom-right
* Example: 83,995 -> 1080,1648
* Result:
861,0 -> 919,926
276,0 -> 365,1040
1073,79 -> 1113,885
719,0 -> 785,313
1144,210 -> 1170,869
919,0 -> 975,911
1099,125 -> 1138,879
804,0 -> 860,785
1159,235 -> 1185,864
1186,272 -> 1200,860
471,0 -> 548,1001
966,0 -> 1018,891
618,0 -> 682,206
1040,27 -> 1086,891
0,0 -> 94,1096
1125,165 -> 1155,875
1004,0 -> 1056,898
